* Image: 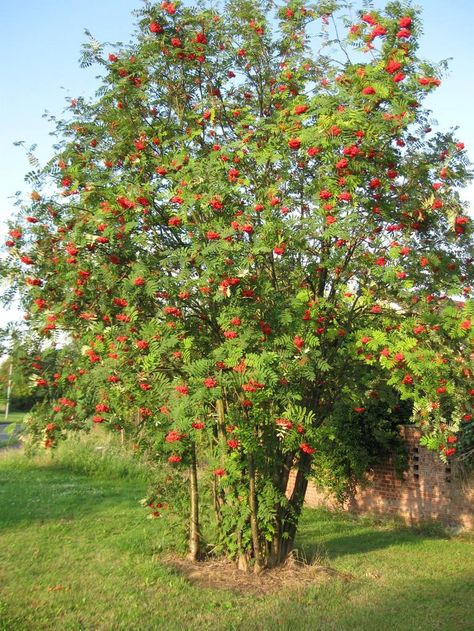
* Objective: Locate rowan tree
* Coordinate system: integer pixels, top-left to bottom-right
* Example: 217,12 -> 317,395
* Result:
3,0 -> 474,570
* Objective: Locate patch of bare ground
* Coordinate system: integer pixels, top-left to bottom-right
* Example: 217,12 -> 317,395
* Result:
160,552 -> 353,595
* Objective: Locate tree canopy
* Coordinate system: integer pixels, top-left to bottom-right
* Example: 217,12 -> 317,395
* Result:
2,0 -> 473,570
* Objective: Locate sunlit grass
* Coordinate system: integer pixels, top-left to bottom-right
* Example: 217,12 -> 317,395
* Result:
0,440 -> 472,631
0,411 -> 26,424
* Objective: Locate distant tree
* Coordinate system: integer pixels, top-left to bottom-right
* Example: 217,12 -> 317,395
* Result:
0,330 -> 75,413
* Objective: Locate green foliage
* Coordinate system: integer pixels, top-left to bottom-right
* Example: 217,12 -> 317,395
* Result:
314,402 -> 410,503
2,0 -> 474,568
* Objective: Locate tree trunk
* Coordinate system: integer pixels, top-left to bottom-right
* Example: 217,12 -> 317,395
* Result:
268,451 -> 295,567
188,441 -> 201,561
211,475 -> 222,526
279,452 -> 312,560
216,398 -> 227,450
212,398 -> 227,524
267,513 -> 282,568
247,453 -> 264,573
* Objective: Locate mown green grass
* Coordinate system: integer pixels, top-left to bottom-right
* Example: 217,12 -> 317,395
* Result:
0,443 -> 473,631
1,411 -> 26,425
0,437 -> 20,449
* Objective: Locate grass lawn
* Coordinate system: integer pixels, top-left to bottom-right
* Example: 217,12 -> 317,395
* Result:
0,437 -> 20,449
0,446 -> 473,631
1,412 -> 26,425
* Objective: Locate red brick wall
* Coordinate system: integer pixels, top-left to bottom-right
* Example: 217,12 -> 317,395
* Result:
288,426 -> 473,530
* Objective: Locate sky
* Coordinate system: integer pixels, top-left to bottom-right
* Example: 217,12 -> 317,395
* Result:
1,0 -> 474,328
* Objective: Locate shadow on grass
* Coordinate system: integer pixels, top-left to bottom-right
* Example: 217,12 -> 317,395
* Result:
0,459 -> 472,631
241,573 -> 474,631
0,458 -> 146,532
295,507 -> 447,562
